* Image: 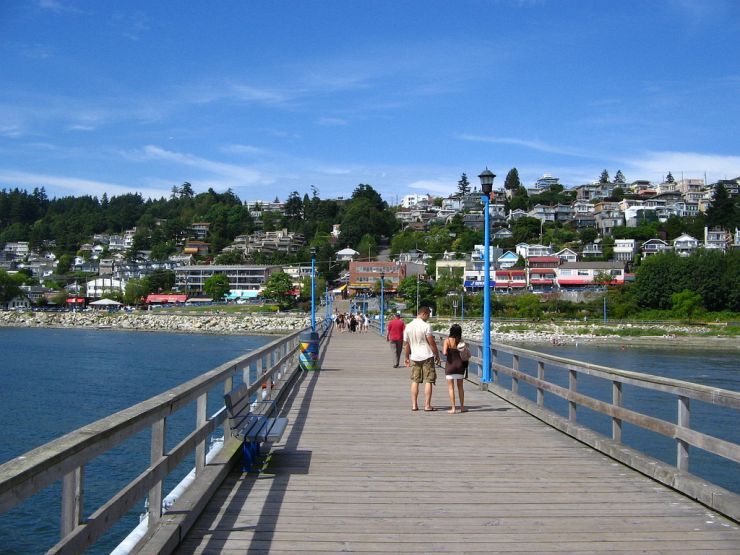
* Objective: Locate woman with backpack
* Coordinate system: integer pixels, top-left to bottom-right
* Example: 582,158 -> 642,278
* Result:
442,324 -> 469,414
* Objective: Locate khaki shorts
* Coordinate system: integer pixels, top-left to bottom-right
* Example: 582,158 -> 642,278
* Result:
410,357 -> 436,384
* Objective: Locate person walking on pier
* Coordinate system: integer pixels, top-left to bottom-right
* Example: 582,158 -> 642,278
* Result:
442,324 -> 468,413
386,312 -> 405,368
403,306 -> 440,411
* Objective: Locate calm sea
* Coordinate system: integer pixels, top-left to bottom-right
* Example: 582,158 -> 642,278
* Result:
0,329 -> 737,553
0,328 -> 273,555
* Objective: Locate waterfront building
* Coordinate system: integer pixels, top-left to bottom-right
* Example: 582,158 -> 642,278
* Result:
174,265 -> 281,294
348,260 -> 405,294
86,277 -> 125,298
557,261 -> 626,287
526,256 -> 559,290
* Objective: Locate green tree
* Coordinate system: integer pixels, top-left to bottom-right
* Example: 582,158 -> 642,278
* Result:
706,183 -> 738,230
56,254 -> 73,275
504,168 -> 521,191
396,276 -> 435,313
262,271 -> 296,309
614,170 -> 626,184
203,273 -> 230,301
147,269 -> 176,293
357,234 -> 378,259
457,173 -> 471,195
515,294 -> 542,319
599,169 -> 610,184
665,172 -> 675,183
0,269 -> 22,304
671,289 -> 703,321
124,278 -> 150,306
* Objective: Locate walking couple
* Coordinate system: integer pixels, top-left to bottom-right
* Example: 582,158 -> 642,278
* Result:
400,306 -> 468,414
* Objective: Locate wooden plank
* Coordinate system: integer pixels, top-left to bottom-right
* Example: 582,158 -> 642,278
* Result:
176,331 -> 740,554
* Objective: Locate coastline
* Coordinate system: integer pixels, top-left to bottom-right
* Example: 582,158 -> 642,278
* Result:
1,311 -> 738,349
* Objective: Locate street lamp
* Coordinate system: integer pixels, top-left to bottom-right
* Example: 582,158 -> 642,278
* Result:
310,247 -> 316,332
479,168 -> 496,384
380,270 -> 385,336
452,299 -> 458,319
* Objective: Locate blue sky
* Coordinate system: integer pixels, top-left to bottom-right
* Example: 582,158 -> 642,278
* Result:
1,1 -> 739,204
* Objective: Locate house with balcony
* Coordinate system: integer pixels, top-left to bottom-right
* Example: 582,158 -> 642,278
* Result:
582,242 -> 603,258
335,247 -> 359,262
245,229 -> 305,255
613,239 -> 636,262
3,242 -> 29,258
86,277 -> 125,299
594,202 -> 623,236
641,238 -> 669,257
436,259 -> 468,282
526,256 -> 559,291
183,240 -> 210,257
496,251 -> 519,269
555,248 -> 578,263
554,204 -> 575,222
493,269 -> 527,292
492,228 -> 513,242
528,204 -> 556,223
704,226 -> 729,252
515,243 -> 553,259
441,195 -> 462,211
557,261 -> 626,288
190,222 -> 210,240
508,208 -> 528,221
673,234 -> 699,257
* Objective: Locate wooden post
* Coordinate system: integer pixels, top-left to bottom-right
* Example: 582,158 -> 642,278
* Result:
195,393 -> 206,474
512,354 -> 519,395
569,369 -> 577,422
612,381 -> 622,442
677,395 -> 690,472
492,348 -> 498,382
61,466 -> 83,538
148,418 -> 166,524
537,361 -> 545,407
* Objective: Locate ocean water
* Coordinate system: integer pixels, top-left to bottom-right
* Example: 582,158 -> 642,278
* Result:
0,329 -> 737,553
0,328 -> 273,554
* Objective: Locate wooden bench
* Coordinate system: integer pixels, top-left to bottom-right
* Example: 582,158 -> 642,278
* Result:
224,382 -> 289,472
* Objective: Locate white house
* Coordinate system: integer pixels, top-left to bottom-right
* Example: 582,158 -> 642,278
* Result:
335,247 -> 359,262
613,239 -> 636,262
555,248 -> 578,263
86,277 -> 125,298
496,251 -> 520,269
641,238 -> 669,257
673,234 -> 699,257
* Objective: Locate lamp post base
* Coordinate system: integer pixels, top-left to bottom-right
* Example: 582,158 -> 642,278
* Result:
478,382 -> 489,392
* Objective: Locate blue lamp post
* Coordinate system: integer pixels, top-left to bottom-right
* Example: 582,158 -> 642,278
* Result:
380,270 -> 385,336
479,168 -> 496,383
310,247 -> 316,332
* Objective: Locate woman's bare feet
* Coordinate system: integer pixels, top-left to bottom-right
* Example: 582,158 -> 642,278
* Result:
447,408 -> 459,414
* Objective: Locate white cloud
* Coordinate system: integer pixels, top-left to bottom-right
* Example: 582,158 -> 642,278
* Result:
623,150 -> 740,182
457,134 -> 592,158
142,145 -> 267,186
407,179 -> 455,195
0,169 -> 170,199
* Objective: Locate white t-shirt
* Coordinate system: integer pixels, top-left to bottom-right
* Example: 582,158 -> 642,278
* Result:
403,317 -> 434,361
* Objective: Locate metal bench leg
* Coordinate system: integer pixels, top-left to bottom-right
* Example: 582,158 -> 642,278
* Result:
242,441 -> 255,472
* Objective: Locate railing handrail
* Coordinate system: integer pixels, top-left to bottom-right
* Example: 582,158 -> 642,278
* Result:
0,324 -> 323,553
427,330 -> 739,520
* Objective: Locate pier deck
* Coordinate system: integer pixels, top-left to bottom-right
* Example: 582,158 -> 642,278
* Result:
176,330 -> 739,553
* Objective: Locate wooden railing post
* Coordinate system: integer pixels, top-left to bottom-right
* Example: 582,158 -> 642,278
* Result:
195,394 -> 206,474
612,381 -> 622,442
537,361 -> 545,406
512,354 -> 519,394
677,395 -> 690,472
569,369 -> 577,422
148,418 -> 166,524
492,348 -> 498,382
61,466 -> 84,538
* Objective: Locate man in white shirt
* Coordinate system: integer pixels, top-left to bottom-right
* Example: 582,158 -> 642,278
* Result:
403,306 -> 440,411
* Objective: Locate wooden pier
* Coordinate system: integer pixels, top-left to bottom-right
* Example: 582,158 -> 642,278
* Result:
174,330 -> 740,553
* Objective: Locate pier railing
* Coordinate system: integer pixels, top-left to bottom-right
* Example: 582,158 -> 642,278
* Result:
430,332 -> 740,521
0,325 -> 323,554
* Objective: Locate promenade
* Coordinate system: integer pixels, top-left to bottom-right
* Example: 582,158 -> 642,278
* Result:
176,330 -> 739,553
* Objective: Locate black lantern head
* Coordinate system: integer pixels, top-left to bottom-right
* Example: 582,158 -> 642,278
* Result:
478,168 -> 496,194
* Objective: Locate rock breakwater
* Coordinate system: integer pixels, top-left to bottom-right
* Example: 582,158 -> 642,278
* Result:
0,310 -> 312,335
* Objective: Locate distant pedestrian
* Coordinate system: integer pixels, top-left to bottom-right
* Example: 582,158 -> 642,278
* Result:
442,324 -> 467,413
386,312 -> 405,368
403,306 -> 440,412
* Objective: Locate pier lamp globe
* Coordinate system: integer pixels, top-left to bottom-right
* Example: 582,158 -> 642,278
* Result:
310,247 -> 317,332
380,271 -> 386,336
478,168 -> 496,384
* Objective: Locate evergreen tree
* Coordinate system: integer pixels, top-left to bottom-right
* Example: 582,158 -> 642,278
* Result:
504,168 -> 522,191
180,182 -> 194,198
706,183 -> 738,229
457,173 -> 471,195
614,170 -> 626,184
665,172 -> 675,183
599,169 -> 610,184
